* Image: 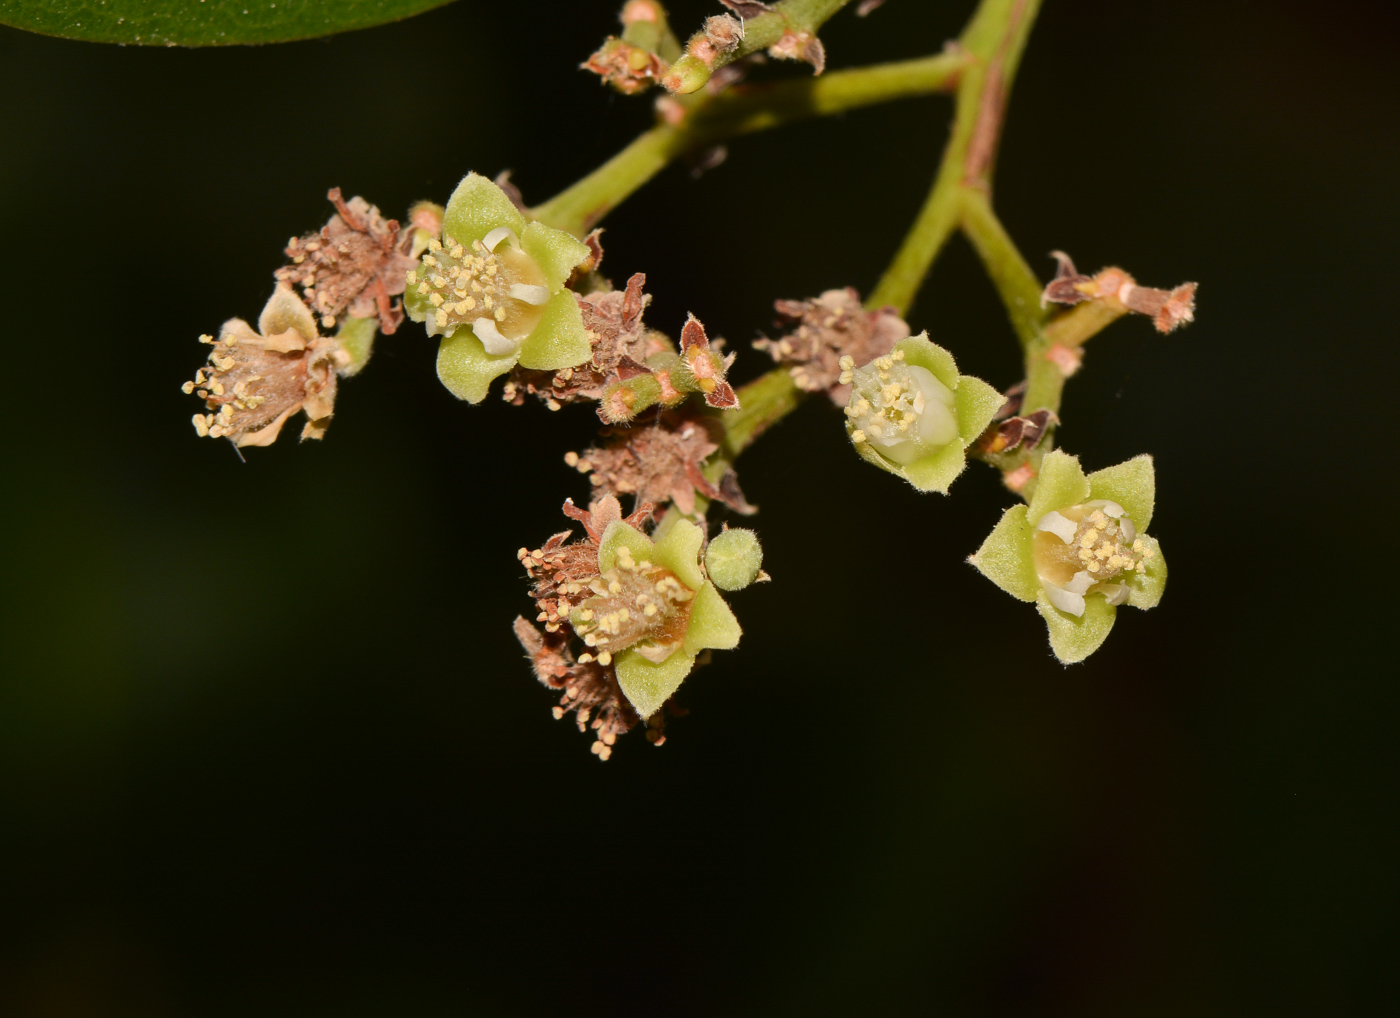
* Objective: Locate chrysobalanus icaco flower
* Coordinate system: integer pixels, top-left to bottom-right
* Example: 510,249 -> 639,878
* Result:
516,496 -> 759,753
968,450 -> 1168,663
184,285 -> 347,447
843,332 -> 1004,493
404,173 -> 594,403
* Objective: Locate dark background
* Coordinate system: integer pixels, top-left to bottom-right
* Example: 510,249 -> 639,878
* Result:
1,1 -> 1396,1014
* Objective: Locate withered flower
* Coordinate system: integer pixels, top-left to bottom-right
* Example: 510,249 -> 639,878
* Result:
583,37 -> 668,95
185,285 -> 346,447
275,188 -> 418,334
572,409 -> 756,516
755,287 -> 910,404
1042,251 -> 1197,334
768,27 -> 826,74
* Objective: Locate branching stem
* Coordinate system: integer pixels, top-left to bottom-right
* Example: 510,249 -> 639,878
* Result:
531,51 -> 969,237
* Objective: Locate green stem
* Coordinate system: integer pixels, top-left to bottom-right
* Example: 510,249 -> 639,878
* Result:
665,0 -> 853,95
720,370 -> 803,457
959,188 -> 1047,347
531,52 -> 968,237
866,0 -> 1042,315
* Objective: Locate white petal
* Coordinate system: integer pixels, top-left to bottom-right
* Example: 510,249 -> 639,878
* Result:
1119,517 -> 1137,543
1064,570 -> 1094,595
508,283 -> 550,306
1098,583 -> 1129,606
472,317 -> 517,355
482,226 -> 515,252
1102,500 -> 1125,518
1043,582 -> 1086,617
1035,510 -> 1077,544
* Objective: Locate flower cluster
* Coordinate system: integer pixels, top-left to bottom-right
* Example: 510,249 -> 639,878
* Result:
842,332 -> 1005,493
514,495 -> 761,757
754,287 -> 910,404
969,451 -> 1167,663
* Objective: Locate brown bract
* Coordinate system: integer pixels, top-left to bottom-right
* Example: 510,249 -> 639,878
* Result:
275,188 -> 417,335
769,28 -> 826,74
187,285 -> 345,447
576,410 -> 757,517
1042,251 -> 1197,334
505,272 -> 671,407
754,287 -> 911,404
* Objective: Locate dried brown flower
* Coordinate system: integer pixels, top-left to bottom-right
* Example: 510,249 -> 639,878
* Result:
573,410 -> 757,517
513,618 -> 640,760
504,272 -> 671,408
1042,251 -> 1197,334
185,285 -> 346,447
718,0 -> 773,17
754,287 -> 910,404
275,188 -> 417,334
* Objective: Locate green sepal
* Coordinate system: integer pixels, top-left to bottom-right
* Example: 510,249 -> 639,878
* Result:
259,284 -> 318,342
435,332 -> 518,404
598,521 -> 654,573
1037,590 -> 1117,664
969,505 -> 1038,602
683,581 -> 741,655
901,441 -> 967,494
896,332 -> 958,389
705,529 -> 763,591
954,375 -> 1006,445
403,276 -> 431,323
615,649 -> 697,719
520,222 -> 591,290
1088,454 -> 1156,532
442,173 -> 526,247
1126,535 -> 1167,610
652,518 -> 705,591
335,315 -> 377,377
517,291 -> 592,370
1026,449 -> 1090,524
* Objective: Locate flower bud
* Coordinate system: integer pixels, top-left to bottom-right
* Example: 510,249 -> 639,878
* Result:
705,528 -> 763,591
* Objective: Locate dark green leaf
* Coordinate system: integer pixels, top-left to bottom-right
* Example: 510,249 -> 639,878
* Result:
0,0 -> 456,47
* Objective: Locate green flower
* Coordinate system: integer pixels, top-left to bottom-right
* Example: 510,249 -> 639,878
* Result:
969,450 -> 1168,663
404,173 -> 594,403
843,331 -> 1004,493
569,516 -> 750,719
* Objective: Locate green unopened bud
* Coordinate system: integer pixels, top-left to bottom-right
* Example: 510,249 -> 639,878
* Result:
705,528 -> 763,591
662,53 -> 711,94
600,373 -> 663,423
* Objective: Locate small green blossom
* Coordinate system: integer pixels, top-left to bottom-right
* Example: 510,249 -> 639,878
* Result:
404,173 -> 594,403
569,516 -> 742,719
969,450 -> 1168,663
843,331 -> 1004,493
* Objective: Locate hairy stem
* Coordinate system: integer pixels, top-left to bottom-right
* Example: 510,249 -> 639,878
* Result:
531,51 -> 968,237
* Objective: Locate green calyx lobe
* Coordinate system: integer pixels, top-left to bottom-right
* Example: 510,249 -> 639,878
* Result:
583,519 -> 741,718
